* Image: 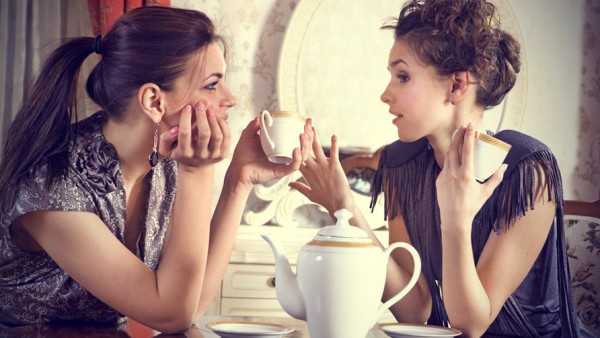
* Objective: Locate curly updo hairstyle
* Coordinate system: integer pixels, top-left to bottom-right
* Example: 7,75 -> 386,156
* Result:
383,0 -> 521,109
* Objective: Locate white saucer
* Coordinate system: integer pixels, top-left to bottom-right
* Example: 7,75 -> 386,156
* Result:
205,321 -> 294,338
379,323 -> 462,338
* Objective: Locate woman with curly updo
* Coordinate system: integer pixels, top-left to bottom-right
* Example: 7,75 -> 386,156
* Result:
291,0 -> 593,337
0,6 -> 312,333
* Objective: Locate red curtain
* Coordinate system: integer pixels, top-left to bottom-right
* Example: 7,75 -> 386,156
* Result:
87,0 -> 171,36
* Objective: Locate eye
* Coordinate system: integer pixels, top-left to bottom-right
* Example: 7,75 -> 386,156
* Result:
204,81 -> 218,91
396,72 -> 409,83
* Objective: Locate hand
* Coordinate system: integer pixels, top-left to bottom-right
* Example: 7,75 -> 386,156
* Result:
436,123 -> 507,232
227,117 -> 314,187
289,127 -> 355,218
158,102 -> 230,171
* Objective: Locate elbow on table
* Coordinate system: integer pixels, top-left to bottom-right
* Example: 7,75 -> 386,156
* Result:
144,309 -> 196,334
451,321 -> 488,338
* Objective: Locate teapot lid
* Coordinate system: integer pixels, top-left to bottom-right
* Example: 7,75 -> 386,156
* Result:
313,209 -> 372,244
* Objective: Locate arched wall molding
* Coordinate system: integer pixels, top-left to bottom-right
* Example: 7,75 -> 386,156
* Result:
277,0 -> 528,134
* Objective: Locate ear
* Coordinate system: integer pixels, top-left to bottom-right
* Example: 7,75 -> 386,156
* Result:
447,70 -> 473,104
138,83 -> 165,124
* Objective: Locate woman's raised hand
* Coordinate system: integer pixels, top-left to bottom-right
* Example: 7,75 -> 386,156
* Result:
159,102 -> 231,170
289,128 -> 355,218
227,116 -> 314,187
436,123 -> 507,231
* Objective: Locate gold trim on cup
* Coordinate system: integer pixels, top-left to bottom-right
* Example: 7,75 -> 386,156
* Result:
307,239 -> 378,248
476,132 -> 512,151
268,111 -> 307,122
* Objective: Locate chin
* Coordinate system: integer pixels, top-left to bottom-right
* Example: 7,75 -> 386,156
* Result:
396,131 -> 421,143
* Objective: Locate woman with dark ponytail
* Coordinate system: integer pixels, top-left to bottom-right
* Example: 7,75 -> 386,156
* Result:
0,6 -> 313,333
290,0 -> 593,337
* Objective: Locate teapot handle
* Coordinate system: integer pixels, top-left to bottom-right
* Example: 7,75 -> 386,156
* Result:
259,110 -> 275,150
375,242 -> 421,320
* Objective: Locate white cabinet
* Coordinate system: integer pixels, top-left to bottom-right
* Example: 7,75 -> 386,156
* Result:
220,263 -> 292,317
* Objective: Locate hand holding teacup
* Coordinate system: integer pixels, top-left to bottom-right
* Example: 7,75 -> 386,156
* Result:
259,110 -> 307,164
451,127 -> 511,182
472,130 -> 511,182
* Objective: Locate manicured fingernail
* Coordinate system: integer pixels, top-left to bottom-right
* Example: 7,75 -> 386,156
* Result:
183,104 -> 192,112
197,102 -> 206,110
206,107 -> 214,116
467,122 -> 474,130
169,127 -> 179,135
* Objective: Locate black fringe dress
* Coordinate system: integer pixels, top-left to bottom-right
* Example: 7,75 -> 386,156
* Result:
371,130 -> 593,337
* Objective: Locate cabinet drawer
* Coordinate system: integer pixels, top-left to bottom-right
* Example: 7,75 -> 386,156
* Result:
222,263 -> 295,299
220,298 -> 289,317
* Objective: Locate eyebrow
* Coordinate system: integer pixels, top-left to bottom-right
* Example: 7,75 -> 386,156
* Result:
387,58 -> 407,70
204,72 -> 224,81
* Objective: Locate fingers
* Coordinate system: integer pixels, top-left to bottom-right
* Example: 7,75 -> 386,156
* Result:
194,102 -> 211,157
217,114 -> 231,158
462,123 -> 475,174
203,106 -> 225,156
448,126 -> 465,167
288,181 -> 313,199
177,104 -> 194,158
310,125 -> 326,163
158,126 -> 179,157
298,118 -> 314,162
329,135 -> 339,163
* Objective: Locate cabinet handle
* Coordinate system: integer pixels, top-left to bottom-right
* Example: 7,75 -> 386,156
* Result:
267,277 -> 276,288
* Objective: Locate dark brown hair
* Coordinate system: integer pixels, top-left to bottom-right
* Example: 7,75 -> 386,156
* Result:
0,6 -> 225,208
382,0 -> 521,109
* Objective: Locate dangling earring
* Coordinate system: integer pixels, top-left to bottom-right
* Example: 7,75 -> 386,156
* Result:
450,98 -> 456,105
149,126 -> 159,168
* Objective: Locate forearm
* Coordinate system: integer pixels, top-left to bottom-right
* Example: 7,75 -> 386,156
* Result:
155,165 -> 215,319
441,223 -> 490,337
194,167 -> 253,319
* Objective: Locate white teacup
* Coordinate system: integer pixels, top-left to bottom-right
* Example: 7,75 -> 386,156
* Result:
474,131 -> 511,182
259,110 -> 306,164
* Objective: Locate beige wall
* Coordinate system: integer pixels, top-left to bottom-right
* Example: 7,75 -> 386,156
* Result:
172,0 -> 600,203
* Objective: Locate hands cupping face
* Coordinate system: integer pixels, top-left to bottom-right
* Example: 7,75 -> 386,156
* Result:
158,101 -> 231,168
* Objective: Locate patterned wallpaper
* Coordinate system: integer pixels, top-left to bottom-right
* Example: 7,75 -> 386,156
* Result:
171,0 -> 600,203
575,0 -> 600,199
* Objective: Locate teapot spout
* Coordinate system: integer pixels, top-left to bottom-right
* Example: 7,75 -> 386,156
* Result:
261,234 -> 306,320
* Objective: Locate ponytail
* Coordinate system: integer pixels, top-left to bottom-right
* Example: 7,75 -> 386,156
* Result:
0,37 -> 95,209
1,6 -> 224,210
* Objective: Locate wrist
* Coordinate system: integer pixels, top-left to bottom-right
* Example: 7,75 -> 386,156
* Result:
178,163 -> 215,176
223,167 -> 253,196
440,220 -> 472,239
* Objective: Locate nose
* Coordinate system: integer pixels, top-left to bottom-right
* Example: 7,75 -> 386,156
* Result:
221,86 -> 237,108
380,85 -> 393,105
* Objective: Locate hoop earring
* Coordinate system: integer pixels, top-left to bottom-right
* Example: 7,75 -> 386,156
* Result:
149,126 -> 159,168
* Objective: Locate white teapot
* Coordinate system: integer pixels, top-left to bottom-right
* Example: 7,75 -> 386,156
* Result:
261,209 -> 421,338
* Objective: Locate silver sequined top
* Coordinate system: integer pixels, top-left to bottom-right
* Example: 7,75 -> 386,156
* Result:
0,112 -> 177,327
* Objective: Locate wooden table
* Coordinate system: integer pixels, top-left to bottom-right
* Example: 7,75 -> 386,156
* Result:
0,315 -> 390,337
1,315 -> 511,337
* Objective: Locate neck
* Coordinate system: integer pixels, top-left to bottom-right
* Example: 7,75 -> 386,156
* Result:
428,105 -> 484,169
102,113 -> 155,184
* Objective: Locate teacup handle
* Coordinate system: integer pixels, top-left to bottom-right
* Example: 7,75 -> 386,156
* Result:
375,242 -> 421,320
259,110 -> 275,150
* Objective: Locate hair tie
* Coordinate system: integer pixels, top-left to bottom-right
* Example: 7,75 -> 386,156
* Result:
93,35 -> 103,54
